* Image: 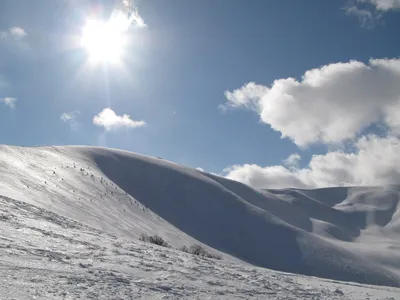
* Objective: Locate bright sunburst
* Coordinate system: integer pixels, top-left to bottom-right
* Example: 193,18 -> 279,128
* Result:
81,11 -> 131,64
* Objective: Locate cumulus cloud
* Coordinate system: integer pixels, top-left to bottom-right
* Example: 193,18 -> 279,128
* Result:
0,27 -> 27,40
93,107 -> 146,131
224,135 -> 400,189
223,58 -> 400,147
1,97 -> 17,108
224,164 -> 310,189
221,82 -> 267,111
196,167 -> 205,172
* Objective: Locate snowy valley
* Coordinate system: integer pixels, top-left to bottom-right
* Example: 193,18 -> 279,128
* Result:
0,145 -> 400,299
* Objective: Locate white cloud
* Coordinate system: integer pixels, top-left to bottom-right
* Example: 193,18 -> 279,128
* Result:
120,0 -> 147,28
283,153 -> 301,168
360,0 -> 400,10
221,82 -> 267,111
130,10 -> 147,28
1,97 -> 17,108
61,113 -> 73,122
224,135 -> 400,189
196,167 -> 205,172
224,164 -> 310,189
93,107 -> 146,131
223,58 -> 400,147
9,27 -> 27,39
0,27 -> 27,40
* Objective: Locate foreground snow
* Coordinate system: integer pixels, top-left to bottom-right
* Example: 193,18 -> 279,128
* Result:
1,195 -> 399,299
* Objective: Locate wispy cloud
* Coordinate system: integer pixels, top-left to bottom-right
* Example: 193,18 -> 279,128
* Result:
117,0 -> 147,28
61,111 -> 80,131
0,26 -> 27,40
0,76 -> 8,90
360,0 -> 400,11
9,27 -> 27,39
345,0 -> 400,27
93,107 -> 146,131
61,112 -> 76,122
1,97 -> 17,108
344,5 -> 382,28
283,153 -> 301,168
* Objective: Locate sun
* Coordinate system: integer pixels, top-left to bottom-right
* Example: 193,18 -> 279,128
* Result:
81,13 -> 129,64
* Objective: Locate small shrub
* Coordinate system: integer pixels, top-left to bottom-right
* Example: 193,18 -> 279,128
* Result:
139,234 -> 169,248
180,244 -> 222,260
149,235 -> 168,246
206,252 -> 222,260
334,288 -> 344,295
139,233 -> 148,242
190,244 -> 206,256
180,245 -> 189,253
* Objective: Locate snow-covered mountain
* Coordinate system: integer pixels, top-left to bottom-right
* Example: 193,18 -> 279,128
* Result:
1,145 -> 400,298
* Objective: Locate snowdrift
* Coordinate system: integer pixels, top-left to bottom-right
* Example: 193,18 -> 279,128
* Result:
0,145 -> 399,287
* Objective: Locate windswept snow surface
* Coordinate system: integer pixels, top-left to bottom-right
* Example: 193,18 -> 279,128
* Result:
0,145 -> 400,298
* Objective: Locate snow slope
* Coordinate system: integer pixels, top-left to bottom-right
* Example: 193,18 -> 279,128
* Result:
0,145 -> 400,290
1,194 -> 399,299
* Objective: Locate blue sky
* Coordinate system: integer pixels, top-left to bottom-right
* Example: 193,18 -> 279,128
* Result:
1,0 -> 400,188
